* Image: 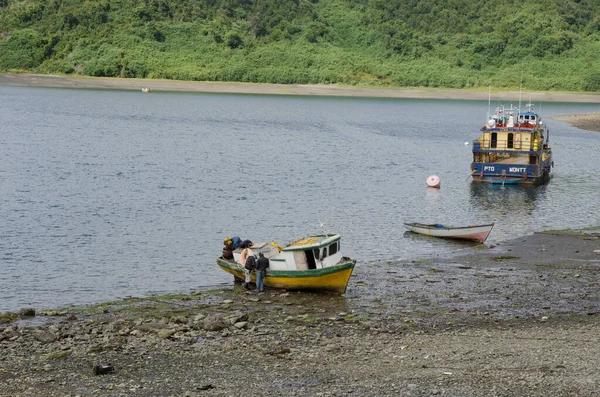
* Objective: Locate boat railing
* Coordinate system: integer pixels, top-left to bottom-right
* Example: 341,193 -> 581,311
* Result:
482,123 -> 540,131
473,138 -> 541,152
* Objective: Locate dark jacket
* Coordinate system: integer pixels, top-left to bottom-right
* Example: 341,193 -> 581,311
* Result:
240,239 -> 253,249
222,247 -> 233,259
256,255 -> 270,272
245,255 -> 256,270
231,236 -> 242,250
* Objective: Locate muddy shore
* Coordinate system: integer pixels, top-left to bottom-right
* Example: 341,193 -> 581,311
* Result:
550,113 -> 600,132
2,73 -> 600,104
1,230 -> 599,397
3,73 -> 599,133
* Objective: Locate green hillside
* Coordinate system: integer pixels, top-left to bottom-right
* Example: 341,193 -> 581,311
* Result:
1,0 -> 599,91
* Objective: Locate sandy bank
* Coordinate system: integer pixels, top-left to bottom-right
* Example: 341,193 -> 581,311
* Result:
2,73 -> 600,103
550,112 -> 600,132
3,72 -> 599,131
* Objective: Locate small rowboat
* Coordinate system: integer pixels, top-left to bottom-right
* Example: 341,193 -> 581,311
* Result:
404,222 -> 494,243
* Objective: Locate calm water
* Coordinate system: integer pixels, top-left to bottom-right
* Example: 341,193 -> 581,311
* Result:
1,86 -> 599,312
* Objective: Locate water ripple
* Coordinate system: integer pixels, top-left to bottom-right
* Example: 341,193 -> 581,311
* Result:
1,87 -> 599,311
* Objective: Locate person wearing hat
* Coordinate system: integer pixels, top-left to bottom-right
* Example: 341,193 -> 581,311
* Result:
222,238 -> 234,260
255,251 -> 269,292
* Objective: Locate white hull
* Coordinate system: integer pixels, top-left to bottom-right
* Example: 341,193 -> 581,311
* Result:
404,222 -> 494,243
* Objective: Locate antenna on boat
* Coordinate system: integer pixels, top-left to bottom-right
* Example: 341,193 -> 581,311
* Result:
317,219 -> 328,236
519,73 -> 523,112
487,85 -> 491,121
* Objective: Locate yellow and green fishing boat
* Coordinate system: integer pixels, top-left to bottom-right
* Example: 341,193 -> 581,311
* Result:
216,233 -> 356,294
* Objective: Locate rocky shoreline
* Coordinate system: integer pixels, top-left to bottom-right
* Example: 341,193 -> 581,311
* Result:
1,230 -> 599,397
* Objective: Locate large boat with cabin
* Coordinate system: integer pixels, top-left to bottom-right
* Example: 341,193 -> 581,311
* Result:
471,103 -> 553,185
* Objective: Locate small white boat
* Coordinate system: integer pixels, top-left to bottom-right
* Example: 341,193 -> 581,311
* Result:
404,222 -> 494,243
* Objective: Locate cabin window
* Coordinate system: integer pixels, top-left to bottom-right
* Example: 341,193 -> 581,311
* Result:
313,248 -> 320,260
304,250 -> 317,269
491,132 -> 497,149
329,241 -> 338,255
507,133 -> 514,149
322,247 -> 328,259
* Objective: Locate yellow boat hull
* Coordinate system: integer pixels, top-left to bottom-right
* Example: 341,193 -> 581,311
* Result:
216,258 -> 356,294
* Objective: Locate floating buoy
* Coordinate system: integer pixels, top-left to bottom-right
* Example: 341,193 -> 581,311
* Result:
427,175 -> 441,188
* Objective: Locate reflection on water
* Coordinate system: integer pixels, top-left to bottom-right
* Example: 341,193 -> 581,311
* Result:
468,182 -> 543,216
425,187 -> 441,199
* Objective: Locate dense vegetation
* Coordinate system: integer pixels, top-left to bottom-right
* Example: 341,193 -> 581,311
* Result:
1,0 -> 599,91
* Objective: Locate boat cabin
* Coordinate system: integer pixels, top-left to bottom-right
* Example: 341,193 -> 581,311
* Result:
275,234 -> 342,271
476,107 -> 545,153
518,111 -> 537,126
477,129 -> 538,151
232,234 -> 343,271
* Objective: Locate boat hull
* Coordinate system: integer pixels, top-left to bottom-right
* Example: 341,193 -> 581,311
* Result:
404,223 -> 494,243
216,257 -> 356,294
471,166 -> 552,185
470,159 -> 553,185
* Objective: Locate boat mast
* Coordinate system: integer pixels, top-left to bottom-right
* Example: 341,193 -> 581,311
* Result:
487,85 -> 491,122
528,93 -> 533,111
518,73 -> 523,112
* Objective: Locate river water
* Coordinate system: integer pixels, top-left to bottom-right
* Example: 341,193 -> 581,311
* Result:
1,86 -> 599,312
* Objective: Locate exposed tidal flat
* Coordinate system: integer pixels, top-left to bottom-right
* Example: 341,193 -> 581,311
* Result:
3,73 -> 600,132
550,112 -> 600,132
2,72 -> 600,103
1,230 -> 599,396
